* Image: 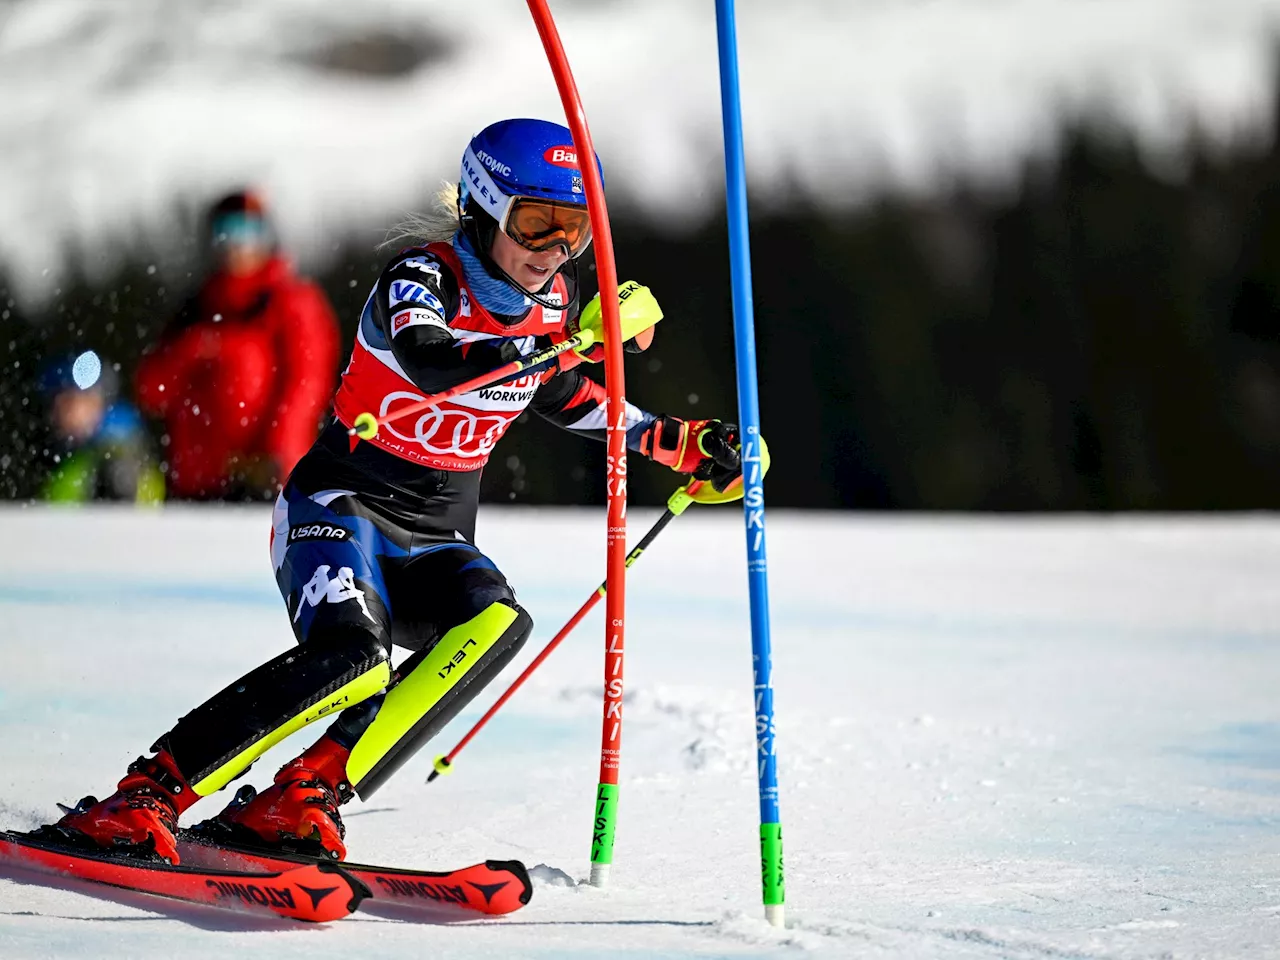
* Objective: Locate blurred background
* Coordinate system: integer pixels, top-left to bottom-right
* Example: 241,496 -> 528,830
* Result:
4,0 -> 1280,509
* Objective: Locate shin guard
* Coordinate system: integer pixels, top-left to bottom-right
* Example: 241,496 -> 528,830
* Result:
345,600 -> 532,798
155,630 -> 391,797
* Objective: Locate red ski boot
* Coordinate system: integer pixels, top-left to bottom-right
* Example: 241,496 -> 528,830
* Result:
53,751 -> 196,863
196,735 -> 352,861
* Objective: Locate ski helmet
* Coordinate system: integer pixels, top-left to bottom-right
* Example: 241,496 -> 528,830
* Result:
458,118 -> 603,306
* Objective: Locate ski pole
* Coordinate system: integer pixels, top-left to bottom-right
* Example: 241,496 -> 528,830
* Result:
427,479 -> 700,783
348,330 -> 595,440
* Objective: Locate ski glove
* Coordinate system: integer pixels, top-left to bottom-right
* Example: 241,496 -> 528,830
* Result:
639,417 -> 743,491
571,281 -> 662,363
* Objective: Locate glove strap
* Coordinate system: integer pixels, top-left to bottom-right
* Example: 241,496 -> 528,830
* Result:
642,417 -> 707,472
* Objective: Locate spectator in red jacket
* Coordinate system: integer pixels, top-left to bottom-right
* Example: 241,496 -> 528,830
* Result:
136,192 -> 340,499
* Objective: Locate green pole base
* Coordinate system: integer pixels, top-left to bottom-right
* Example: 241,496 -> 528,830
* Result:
760,822 -> 785,923
589,782 -> 619,886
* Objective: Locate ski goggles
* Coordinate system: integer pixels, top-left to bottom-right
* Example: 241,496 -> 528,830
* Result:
499,197 -> 593,258
210,213 -> 269,247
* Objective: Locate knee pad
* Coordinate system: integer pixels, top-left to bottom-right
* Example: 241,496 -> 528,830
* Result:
346,599 -> 532,799
156,626 -> 391,797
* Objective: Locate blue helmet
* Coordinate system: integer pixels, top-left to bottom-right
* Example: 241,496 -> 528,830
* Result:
460,118 -> 603,216
456,119 -> 604,308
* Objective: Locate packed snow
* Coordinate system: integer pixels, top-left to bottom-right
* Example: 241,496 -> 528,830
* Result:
4,0 -> 1280,302
0,506 -> 1278,957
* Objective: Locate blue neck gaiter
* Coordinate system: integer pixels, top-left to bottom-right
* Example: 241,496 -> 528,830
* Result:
453,230 -> 532,316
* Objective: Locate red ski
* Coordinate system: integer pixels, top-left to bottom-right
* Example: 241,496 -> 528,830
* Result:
0,830 -> 366,923
176,830 -> 532,916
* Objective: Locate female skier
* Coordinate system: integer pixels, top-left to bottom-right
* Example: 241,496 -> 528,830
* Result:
49,118 -> 743,864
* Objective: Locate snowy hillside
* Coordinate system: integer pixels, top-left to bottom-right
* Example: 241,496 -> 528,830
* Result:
3,0 -> 1280,302
1,507 -> 1278,957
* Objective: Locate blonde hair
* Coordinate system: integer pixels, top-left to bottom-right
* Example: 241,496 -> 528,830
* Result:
383,182 -> 462,248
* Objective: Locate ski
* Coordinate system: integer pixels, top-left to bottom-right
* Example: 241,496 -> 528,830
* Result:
0,829 -> 367,923
175,828 -> 533,915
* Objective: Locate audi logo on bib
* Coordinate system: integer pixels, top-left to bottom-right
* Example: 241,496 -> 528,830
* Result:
332,252 -> 565,472
380,392 -> 517,461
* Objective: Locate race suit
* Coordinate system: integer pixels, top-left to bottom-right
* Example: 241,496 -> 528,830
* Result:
154,243 -> 662,799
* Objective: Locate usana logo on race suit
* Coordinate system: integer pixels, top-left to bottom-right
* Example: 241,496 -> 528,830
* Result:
288,523 -> 351,543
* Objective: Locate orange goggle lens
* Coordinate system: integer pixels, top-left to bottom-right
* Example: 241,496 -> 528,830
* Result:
502,198 -> 593,257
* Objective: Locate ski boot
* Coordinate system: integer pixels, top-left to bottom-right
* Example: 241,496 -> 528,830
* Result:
49,751 -> 195,863
192,734 -> 352,860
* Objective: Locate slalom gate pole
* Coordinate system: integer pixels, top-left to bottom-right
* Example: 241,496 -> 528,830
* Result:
714,0 -> 786,927
428,482 -> 698,783
525,0 -> 629,889
347,331 -> 592,440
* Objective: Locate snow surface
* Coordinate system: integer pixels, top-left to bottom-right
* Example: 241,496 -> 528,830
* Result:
0,506 -> 1278,957
4,0 -> 1280,303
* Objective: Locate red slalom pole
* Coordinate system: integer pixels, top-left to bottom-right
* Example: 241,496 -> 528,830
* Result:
525,0 -> 629,887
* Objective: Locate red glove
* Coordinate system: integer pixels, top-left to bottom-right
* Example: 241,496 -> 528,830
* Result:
638,416 -> 742,490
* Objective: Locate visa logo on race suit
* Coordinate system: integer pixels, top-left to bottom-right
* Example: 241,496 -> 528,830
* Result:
389,281 -> 445,313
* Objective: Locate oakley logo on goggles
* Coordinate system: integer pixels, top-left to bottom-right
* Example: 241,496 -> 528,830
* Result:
500,197 -> 592,258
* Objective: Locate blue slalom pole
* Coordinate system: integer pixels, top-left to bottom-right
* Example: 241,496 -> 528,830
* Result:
714,0 -> 785,928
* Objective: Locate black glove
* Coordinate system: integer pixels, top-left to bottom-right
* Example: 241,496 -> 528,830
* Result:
693,421 -> 742,491
640,416 -> 742,491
